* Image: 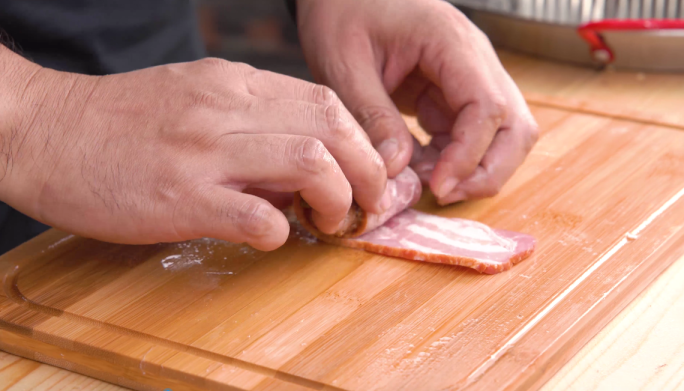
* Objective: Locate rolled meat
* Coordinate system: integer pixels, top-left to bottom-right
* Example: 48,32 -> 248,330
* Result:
294,167 -> 423,238
293,167 -> 535,274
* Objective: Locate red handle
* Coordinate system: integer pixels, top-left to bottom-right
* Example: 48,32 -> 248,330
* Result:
577,19 -> 684,64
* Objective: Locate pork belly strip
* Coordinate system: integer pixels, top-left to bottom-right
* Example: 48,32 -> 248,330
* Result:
293,168 -> 535,274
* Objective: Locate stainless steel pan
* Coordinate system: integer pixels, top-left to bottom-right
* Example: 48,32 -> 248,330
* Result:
449,0 -> 684,71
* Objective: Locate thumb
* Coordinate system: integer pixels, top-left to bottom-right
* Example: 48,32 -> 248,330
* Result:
179,186 -> 290,252
323,59 -> 414,178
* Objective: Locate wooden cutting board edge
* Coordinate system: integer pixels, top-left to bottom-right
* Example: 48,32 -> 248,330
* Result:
0,322 -> 322,391
0,292 -> 336,391
525,93 -> 684,132
0,329 -> 190,391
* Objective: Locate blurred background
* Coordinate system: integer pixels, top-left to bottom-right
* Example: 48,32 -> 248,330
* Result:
196,0 -> 311,80
196,0 -> 684,74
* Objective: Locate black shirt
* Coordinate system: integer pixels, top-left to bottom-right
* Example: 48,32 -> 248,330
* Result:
0,0 -> 207,254
0,0 -> 206,74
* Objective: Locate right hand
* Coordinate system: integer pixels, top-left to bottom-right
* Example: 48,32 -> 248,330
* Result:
0,55 -> 388,251
296,0 -> 539,206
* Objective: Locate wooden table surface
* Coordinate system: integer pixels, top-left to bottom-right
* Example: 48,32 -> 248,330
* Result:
2,51 -> 684,391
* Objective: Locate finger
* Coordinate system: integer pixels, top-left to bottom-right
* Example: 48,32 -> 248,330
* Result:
237,67 -> 373,145
437,118 -> 538,205
181,186 -> 290,251
233,96 -> 388,214
420,47 -> 508,200
318,59 -> 414,178
438,71 -> 537,204
243,188 -> 294,210
431,96 -> 506,200
415,84 -> 455,136
409,137 -> 424,166
220,133 -> 353,234
410,144 -> 440,185
244,68 -> 342,107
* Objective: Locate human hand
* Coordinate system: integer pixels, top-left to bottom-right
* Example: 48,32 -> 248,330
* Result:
0,50 -> 387,250
296,0 -> 539,205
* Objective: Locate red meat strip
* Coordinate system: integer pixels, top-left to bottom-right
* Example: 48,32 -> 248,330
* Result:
293,168 -> 535,274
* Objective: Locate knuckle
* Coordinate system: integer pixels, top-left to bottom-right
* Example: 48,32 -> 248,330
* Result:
513,111 -> 540,154
485,94 -> 508,123
317,104 -> 355,142
227,93 -> 258,112
367,146 -> 386,174
232,62 -> 259,83
187,89 -> 224,110
322,104 -> 342,133
199,57 -> 230,72
472,26 -> 492,46
236,201 -> 272,238
295,137 -> 333,175
525,119 -> 540,150
199,59 -> 256,85
232,61 -> 256,73
356,104 -> 397,132
311,84 -> 339,105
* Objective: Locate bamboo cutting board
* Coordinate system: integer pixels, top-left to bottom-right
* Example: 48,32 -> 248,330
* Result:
2,101 -> 684,391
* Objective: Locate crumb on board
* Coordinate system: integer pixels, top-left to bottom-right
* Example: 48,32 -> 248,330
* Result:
626,232 -> 639,241
402,115 -> 432,146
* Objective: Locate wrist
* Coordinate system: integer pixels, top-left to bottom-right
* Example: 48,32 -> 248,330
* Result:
0,45 -> 86,214
0,44 -> 39,135
0,45 -> 41,198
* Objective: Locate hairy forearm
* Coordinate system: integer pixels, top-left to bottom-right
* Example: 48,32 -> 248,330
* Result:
0,44 -> 45,202
0,46 -> 29,168
0,40 -> 103,216
0,42 -> 39,109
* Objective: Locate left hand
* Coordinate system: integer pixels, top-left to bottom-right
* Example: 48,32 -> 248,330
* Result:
295,0 -> 539,205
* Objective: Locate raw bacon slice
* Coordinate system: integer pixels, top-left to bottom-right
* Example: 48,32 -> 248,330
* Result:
333,210 -> 534,274
293,168 -> 535,274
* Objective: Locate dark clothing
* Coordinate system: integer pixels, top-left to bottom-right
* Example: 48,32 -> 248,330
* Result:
0,208 -> 51,255
285,0 -> 297,23
0,0 -> 207,254
0,0 -> 206,74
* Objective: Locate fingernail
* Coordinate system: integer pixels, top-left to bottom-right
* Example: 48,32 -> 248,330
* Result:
377,138 -> 399,165
379,186 -> 392,212
439,189 -> 467,206
437,177 -> 458,199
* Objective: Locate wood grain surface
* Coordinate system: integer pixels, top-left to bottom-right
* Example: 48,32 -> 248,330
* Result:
2,52 -> 684,391
5,250 -> 684,391
0,351 -> 124,391
541,253 -> 684,391
502,51 -> 684,130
